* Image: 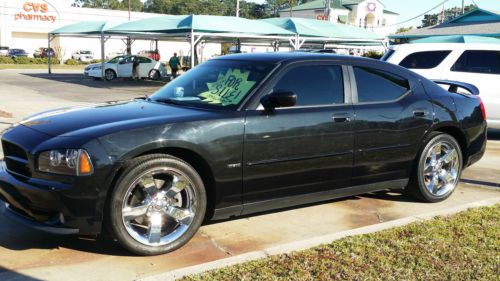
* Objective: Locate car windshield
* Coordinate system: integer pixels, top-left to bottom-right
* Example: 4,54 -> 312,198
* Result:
150,59 -> 275,110
81,51 -> 92,54
108,56 -> 126,64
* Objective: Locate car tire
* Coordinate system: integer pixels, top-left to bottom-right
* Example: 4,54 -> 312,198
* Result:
406,132 -> 463,202
105,69 -> 116,81
149,69 -> 160,80
109,154 -> 207,256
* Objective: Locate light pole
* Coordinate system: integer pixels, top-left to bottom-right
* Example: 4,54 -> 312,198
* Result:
236,0 -> 240,17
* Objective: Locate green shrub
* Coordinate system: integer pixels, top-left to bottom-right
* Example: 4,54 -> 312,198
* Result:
65,58 -> 80,65
0,56 -> 14,64
362,50 -> 383,59
0,56 -> 59,65
90,59 -> 103,64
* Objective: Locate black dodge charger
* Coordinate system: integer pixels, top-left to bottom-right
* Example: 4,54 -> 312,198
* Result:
0,53 -> 486,255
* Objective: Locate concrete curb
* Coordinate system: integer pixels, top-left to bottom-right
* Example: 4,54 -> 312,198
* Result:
139,197 -> 500,281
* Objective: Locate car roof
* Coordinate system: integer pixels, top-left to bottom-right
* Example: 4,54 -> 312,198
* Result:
213,52 -> 376,64
390,43 -> 500,51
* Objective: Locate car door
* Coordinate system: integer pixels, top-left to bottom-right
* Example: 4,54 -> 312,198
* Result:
137,56 -> 154,77
116,56 -> 133,77
242,62 -> 354,209
349,64 -> 433,187
445,50 -> 500,127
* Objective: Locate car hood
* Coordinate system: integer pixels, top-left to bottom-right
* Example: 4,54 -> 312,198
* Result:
19,100 -> 220,138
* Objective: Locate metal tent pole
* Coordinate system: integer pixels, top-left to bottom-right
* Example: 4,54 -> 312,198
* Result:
100,33 -> 105,79
190,29 -> 195,68
48,34 -> 52,74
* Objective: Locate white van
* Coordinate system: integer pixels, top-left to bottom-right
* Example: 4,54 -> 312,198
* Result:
383,43 -> 500,129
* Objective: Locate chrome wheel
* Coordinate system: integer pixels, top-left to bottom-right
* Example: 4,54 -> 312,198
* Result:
422,141 -> 460,197
105,70 -> 115,80
121,168 -> 196,246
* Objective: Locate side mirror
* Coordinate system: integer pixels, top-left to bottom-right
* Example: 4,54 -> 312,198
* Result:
260,91 -> 297,110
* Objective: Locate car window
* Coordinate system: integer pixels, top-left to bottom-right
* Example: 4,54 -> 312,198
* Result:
138,57 -> 152,63
108,56 -> 125,64
151,60 -> 275,110
451,50 -> 500,74
272,65 -> 344,106
353,67 -> 410,103
380,49 -> 395,61
399,51 -> 451,69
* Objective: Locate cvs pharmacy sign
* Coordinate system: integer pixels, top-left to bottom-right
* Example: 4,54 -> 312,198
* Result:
15,2 -> 57,23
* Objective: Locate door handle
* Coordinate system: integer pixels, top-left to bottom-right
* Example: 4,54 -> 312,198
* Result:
332,113 -> 351,123
413,109 -> 429,117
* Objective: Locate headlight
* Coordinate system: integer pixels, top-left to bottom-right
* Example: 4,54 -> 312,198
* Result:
38,149 -> 93,176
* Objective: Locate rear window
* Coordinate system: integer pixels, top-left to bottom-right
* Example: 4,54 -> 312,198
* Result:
380,49 -> 395,61
451,50 -> 500,74
399,50 -> 451,69
354,67 -> 410,103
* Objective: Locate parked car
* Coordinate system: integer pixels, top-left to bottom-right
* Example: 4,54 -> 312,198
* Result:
33,47 -> 55,58
72,50 -> 94,62
0,46 -> 9,56
8,49 -> 29,58
137,50 -> 160,61
382,43 -> 500,129
0,53 -> 486,255
84,55 -> 166,81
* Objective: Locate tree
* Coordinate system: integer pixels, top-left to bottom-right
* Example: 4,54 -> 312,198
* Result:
420,4 -> 476,27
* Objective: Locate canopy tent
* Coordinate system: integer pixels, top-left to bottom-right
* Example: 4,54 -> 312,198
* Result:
261,17 -> 384,49
108,15 -> 294,36
50,20 -> 125,35
48,15 -> 385,77
411,35 -> 500,44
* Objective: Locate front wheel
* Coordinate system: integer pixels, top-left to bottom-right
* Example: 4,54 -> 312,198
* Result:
105,69 -> 116,81
406,133 -> 463,202
109,154 -> 206,255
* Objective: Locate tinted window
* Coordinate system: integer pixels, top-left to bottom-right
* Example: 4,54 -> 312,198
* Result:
399,50 -> 451,69
273,65 -> 344,106
451,50 -> 500,74
380,49 -> 395,61
354,67 -> 409,103
137,57 -> 152,63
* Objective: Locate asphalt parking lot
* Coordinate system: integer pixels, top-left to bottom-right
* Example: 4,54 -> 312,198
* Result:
0,69 -> 499,281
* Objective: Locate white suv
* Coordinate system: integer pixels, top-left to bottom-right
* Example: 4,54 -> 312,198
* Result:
383,43 -> 500,129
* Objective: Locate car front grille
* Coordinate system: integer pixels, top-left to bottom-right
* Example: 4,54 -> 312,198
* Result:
2,140 -> 31,177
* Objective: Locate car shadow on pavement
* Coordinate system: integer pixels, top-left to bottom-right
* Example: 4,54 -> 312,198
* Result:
206,190 -> 417,225
0,203 -> 131,256
21,73 -> 167,90
0,267 -> 44,281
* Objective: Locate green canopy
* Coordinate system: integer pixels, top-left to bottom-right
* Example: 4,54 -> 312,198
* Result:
50,20 -> 124,35
107,15 -> 294,36
261,17 -> 383,40
412,35 -> 500,44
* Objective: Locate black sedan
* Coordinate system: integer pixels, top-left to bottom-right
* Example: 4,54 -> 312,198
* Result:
0,53 -> 486,255
8,48 -> 29,58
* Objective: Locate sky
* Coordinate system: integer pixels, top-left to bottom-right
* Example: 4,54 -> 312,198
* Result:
250,0 -> 500,28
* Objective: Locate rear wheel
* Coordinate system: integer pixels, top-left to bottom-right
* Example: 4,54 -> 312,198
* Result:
109,154 -> 206,255
149,69 -> 160,80
105,69 -> 116,81
406,133 -> 463,202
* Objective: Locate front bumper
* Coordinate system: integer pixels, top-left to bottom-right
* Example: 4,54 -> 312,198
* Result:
0,161 -> 101,235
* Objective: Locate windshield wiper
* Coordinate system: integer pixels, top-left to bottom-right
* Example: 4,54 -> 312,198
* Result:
149,98 -> 185,105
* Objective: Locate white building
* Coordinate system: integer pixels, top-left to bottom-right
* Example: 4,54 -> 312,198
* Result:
0,0 -> 225,61
279,0 -> 399,36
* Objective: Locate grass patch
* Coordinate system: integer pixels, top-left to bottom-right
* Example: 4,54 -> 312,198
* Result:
0,64 -> 85,70
183,204 -> 500,281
